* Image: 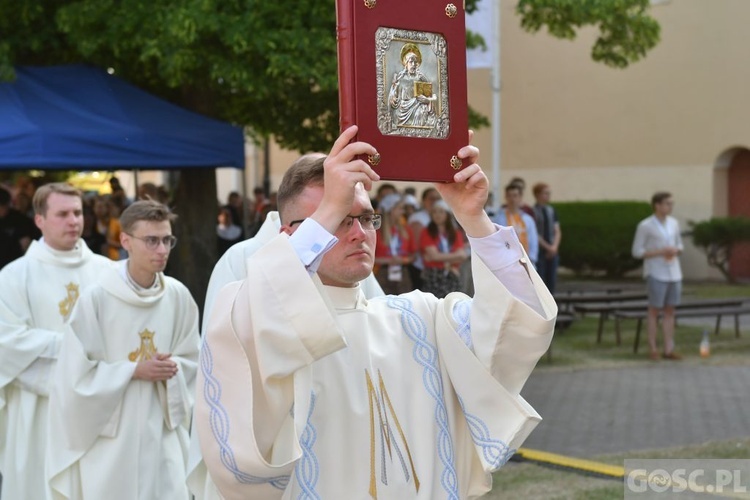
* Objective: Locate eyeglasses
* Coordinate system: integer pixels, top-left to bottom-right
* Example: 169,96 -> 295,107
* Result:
289,214 -> 382,232
126,233 -> 178,250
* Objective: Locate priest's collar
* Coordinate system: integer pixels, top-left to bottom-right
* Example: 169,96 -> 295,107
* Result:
323,282 -> 365,310
32,237 -> 87,266
119,260 -> 163,296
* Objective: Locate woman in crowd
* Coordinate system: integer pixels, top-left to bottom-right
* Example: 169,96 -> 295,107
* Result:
374,193 -> 417,294
419,200 -> 467,298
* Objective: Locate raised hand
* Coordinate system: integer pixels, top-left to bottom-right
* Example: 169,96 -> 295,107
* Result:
434,131 -> 495,238
311,125 -> 380,234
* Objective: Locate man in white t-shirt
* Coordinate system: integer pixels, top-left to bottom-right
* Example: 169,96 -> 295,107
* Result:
632,191 -> 684,360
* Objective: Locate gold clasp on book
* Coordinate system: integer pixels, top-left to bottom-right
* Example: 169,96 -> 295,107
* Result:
450,156 -> 462,170
445,3 -> 458,18
368,152 -> 381,166
364,0 -> 376,8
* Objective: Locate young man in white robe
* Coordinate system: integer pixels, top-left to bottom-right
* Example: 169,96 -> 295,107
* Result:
0,183 -> 112,500
46,199 -> 200,500
195,126 -> 558,499
187,156 -> 385,500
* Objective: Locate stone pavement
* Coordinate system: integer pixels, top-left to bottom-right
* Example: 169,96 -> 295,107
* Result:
520,362 -> 750,458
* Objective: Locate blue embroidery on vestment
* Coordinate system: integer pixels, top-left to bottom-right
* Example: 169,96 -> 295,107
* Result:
296,392 -> 321,500
458,396 -> 516,470
200,342 -> 289,489
452,299 -> 474,351
387,296 -> 460,500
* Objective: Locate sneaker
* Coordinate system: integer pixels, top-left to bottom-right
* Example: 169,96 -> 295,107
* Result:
649,351 -> 660,361
662,352 -> 682,360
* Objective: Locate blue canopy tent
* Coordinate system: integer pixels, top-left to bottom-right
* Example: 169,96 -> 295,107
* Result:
0,65 -> 244,170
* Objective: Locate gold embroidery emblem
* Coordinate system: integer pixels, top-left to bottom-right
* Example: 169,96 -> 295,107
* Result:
128,329 -> 158,361
366,369 -> 419,499
58,282 -> 80,320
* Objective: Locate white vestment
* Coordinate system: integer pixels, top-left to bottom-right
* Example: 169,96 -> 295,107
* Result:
0,239 -> 111,500
187,211 -> 385,499
196,227 -> 556,500
46,263 -> 200,500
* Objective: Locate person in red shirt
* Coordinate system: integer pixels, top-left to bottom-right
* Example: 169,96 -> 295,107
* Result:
419,200 -> 467,298
374,193 -> 417,294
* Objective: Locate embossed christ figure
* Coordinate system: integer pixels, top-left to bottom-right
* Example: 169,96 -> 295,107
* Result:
388,43 -> 437,129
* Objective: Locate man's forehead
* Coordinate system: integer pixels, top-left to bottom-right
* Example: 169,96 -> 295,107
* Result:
131,219 -> 171,234
48,193 -> 82,209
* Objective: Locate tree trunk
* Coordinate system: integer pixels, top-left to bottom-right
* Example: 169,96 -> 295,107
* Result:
169,168 -> 218,325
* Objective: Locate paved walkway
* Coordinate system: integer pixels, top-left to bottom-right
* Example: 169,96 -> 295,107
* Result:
520,362 -> 750,458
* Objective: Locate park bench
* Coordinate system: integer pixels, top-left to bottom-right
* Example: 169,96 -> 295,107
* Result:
613,301 -> 750,353
575,297 -> 746,345
554,290 -> 648,314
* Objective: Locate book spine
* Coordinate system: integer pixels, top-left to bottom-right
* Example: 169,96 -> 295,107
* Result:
335,0 -> 356,132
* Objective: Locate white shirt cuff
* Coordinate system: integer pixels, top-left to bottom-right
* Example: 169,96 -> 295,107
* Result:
467,224 -> 526,270
289,219 -> 338,274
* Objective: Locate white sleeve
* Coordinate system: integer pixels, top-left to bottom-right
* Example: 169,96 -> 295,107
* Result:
467,225 -> 544,315
288,219 -> 337,274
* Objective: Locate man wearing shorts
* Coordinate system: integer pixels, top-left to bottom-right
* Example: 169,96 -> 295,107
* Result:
632,192 -> 684,360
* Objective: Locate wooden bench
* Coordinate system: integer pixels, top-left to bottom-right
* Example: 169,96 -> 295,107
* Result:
554,291 -> 648,314
576,297 -> 746,345
614,303 -> 750,353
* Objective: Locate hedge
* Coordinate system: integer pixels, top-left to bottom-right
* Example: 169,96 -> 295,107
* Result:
553,200 -> 652,277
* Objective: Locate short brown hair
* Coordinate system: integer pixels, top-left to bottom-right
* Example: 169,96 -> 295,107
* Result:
505,182 -> 522,195
651,191 -> 672,208
276,154 -> 326,224
32,183 -> 82,216
119,200 -> 177,234
532,182 -> 549,197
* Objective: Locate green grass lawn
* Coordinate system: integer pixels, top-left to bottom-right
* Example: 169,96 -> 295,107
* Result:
542,279 -> 750,370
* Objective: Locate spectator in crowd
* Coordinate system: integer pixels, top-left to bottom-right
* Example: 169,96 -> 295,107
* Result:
217,206 -> 243,256
533,182 -> 562,293
0,188 -> 38,269
402,193 -> 420,221
420,199 -> 468,297
46,199 -> 199,499
13,191 -> 35,219
632,191 -> 684,361
505,177 -> 535,218
250,186 -> 270,236
194,125 -> 555,499
408,187 -> 442,290
492,183 -> 539,264
374,193 -> 417,294
93,195 -> 125,260
106,178 -> 130,212
81,193 -> 106,258
373,182 -> 398,211
137,181 -> 159,201
0,183 -> 111,500
223,191 -> 244,234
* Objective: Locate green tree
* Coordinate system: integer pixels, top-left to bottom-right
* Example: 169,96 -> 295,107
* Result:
517,0 -> 661,68
689,217 -> 750,283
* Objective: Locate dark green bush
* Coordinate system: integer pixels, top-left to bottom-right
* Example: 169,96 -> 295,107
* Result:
689,217 -> 750,282
554,201 -> 652,277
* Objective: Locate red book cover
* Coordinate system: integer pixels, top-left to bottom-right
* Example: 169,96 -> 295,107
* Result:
336,0 -> 469,182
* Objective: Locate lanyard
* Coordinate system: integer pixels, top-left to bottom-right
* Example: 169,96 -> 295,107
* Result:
438,234 -> 450,253
390,232 -> 401,256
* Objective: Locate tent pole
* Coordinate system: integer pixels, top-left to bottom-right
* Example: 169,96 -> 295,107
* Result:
133,169 -> 140,200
